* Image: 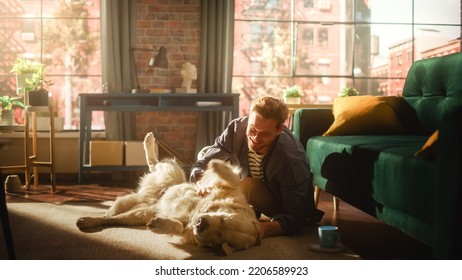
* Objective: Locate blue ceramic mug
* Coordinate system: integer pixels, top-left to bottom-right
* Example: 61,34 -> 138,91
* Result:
318,225 -> 339,248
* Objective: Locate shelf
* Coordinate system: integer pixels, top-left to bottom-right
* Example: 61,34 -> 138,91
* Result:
25,106 -> 50,112
78,93 -> 240,183
0,125 -> 24,132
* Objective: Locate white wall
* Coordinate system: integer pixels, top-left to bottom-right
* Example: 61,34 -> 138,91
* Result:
0,132 -> 103,174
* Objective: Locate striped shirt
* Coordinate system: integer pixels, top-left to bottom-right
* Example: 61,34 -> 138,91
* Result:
248,150 -> 264,181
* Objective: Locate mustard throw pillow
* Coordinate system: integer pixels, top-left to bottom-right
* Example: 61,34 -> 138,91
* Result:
323,95 -> 407,136
415,130 -> 438,159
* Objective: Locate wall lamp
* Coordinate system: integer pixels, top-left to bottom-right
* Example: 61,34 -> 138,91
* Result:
131,46 -> 168,93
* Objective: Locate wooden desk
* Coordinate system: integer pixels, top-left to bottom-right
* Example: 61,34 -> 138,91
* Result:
79,93 -> 240,183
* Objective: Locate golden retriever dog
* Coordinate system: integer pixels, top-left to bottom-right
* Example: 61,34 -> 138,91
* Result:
76,132 -> 260,255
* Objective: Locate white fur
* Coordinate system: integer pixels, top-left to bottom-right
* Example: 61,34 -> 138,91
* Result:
76,132 -> 260,255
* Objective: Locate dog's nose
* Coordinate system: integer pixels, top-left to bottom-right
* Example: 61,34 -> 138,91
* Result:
195,217 -> 209,232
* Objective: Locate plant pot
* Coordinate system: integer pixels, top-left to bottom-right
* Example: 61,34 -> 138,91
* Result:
15,73 -> 33,96
36,116 -> 65,131
27,90 -> 49,106
0,109 -> 15,125
4,175 -> 22,193
284,97 -> 302,104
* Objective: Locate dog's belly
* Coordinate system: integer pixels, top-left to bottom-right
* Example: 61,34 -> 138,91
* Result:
156,183 -> 200,224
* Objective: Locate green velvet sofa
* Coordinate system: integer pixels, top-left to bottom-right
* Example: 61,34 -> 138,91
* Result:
293,52 -> 462,259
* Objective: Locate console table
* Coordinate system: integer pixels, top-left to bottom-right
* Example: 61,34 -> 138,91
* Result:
79,93 -> 239,183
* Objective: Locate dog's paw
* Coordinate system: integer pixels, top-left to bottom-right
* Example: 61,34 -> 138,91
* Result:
220,242 -> 236,256
147,217 -> 184,234
76,217 -> 105,229
144,132 -> 155,147
143,132 -> 158,169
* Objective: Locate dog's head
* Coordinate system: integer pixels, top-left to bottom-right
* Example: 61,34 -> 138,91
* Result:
192,212 -> 260,255
191,159 -> 260,255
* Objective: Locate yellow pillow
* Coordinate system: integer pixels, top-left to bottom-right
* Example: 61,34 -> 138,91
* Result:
415,130 -> 438,158
323,95 -> 407,136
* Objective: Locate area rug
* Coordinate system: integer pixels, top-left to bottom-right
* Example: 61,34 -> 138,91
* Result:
2,201 -> 360,260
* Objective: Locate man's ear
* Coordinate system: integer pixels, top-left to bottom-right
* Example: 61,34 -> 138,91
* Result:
276,125 -> 284,135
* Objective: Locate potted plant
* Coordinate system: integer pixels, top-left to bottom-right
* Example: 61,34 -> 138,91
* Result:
25,64 -> 53,106
282,86 -> 303,104
339,86 -> 359,97
10,58 -> 45,96
0,95 -> 25,125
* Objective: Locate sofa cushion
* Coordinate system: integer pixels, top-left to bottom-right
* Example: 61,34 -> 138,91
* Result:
403,52 -> 462,133
323,96 -> 407,136
307,135 -> 435,225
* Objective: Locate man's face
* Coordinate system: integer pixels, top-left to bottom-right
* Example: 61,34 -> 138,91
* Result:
246,112 -> 281,155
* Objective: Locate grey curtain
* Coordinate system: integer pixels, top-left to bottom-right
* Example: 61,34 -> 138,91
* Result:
100,0 -> 136,140
196,0 -> 235,155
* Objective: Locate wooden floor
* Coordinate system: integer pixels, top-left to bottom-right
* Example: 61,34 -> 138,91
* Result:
4,174 -> 433,260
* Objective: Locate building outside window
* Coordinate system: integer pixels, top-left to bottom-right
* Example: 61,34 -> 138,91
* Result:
0,0 -> 102,130
233,0 -> 461,115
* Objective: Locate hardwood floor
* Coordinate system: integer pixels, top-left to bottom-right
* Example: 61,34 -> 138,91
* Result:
317,192 -> 433,259
4,174 -> 433,260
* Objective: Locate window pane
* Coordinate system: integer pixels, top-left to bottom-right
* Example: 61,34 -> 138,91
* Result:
0,18 -> 43,75
50,75 -> 103,130
293,77 -> 356,104
234,21 -> 292,76
296,23 -> 354,76
235,0 -> 292,20
369,24 -> 413,59
294,0 -> 355,22
1,0 -> 101,130
368,0 -> 413,23
415,0 -> 460,24
233,76 -> 292,115
43,18 -> 101,76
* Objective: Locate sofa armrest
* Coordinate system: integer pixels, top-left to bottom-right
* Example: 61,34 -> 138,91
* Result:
434,105 -> 462,259
293,108 -> 334,150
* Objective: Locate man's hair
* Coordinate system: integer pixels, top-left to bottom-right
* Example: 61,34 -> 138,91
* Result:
250,96 -> 289,128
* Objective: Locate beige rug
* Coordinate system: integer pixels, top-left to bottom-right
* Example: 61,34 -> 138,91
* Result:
2,201 -> 360,260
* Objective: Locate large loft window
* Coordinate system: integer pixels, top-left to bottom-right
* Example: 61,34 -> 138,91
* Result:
233,0 -> 461,115
0,0 -> 102,130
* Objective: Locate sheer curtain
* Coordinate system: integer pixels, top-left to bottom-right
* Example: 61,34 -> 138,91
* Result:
100,0 -> 136,141
195,0 -> 235,155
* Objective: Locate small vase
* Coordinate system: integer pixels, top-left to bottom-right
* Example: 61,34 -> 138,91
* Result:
5,174 -> 22,193
284,97 -> 302,105
27,89 -> 49,106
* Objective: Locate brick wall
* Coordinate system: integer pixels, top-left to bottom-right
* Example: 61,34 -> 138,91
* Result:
134,0 -> 201,162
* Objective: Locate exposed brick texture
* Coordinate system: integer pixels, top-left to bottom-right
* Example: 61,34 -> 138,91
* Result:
134,0 -> 201,162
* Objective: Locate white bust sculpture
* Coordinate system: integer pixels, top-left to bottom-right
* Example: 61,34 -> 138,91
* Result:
177,62 -> 197,93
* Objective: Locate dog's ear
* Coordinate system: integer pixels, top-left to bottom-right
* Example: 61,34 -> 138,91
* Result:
208,159 -> 240,186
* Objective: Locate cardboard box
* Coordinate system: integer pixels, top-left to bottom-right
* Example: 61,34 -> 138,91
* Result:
90,141 -> 124,166
125,141 -> 147,166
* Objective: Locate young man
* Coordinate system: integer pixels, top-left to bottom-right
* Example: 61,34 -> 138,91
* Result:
190,95 -> 323,238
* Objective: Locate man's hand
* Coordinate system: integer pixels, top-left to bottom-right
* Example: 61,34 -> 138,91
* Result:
195,180 -> 212,197
197,186 -> 212,197
259,220 -> 284,238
